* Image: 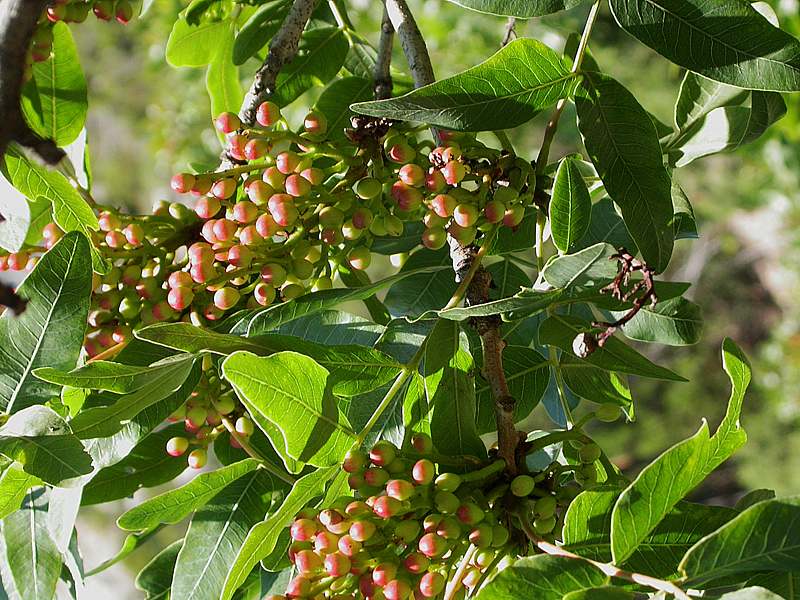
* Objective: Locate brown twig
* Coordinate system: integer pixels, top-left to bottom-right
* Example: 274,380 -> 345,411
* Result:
374,7 -> 394,100
0,0 -> 65,165
0,282 -> 26,315
238,0 -> 318,126
501,17 -> 517,46
592,248 -> 658,346
518,515 -> 691,600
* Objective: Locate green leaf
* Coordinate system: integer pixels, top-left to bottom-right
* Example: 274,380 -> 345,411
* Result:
232,1 -> 290,65
475,554 -> 608,600
422,320 -> 485,460
539,315 -> 686,381
68,355 -> 196,439
20,22 -> 87,146
0,465 -> 40,520
0,174 -> 33,253
220,466 -> 337,600
34,355 -> 196,394
735,489 -> 776,512
612,296 -> 703,346
2,147 -> 103,271
574,197 -> 637,252
171,469 -> 288,600
384,248 -> 456,318
0,406 -> 92,486
445,0 -> 585,17
0,489 -> 62,600
609,0 -> 800,92
672,181 -> 698,240
313,77 -> 373,144
476,346 -> 549,434
680,497 -> 800,587
272,27 -> 350,107
117,459 -> 260,531
206,24 -> 243,118
563,487 -> 737,579
275,310 -> 384,346
744,573 -> 800,600
136,539 -> 182,600
223,352 -> 356,467
563,588 -> 633,600
166,18 -> 230,67
242,264 -> 448,335
0,232 -> 92,414
673,72 -> 748,136
85,528 -> 161,578
551,157 -> 592,253
576,74 -> 674,272
668,92 -> 786,167
610,339 -> 751,563
561,356 -> 633,410
352,38 -> 581,131
135,324 -> 401,397
542,243 -> 618,290
82,423 -> 187,506
715,588 -> 786,600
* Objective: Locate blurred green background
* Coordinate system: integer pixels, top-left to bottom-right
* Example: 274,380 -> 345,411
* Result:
68,0 -> 800,594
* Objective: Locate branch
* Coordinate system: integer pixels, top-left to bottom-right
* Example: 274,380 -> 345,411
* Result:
238,0 -> 318,126
501,17 -> 517,46
0,0 -> 65,165
383,0 -> 435,89
519,517 -> 691,600
373,6 -> 395,100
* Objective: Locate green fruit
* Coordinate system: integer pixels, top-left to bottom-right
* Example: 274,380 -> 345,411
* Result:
534,495 -> 557,519
533,516 -> 557,534
434,472 -> 462,492
510,475 -> 536,497
579,443 -> 602,464
596,403 -> 622,422
434,491 -> 460,514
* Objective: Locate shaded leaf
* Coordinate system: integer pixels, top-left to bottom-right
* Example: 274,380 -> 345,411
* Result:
445,0 -> 585,17
383,248 -> 456,318
612,296 -> 703,346
136,539 -> 182,600
313,77 -> 373,144
0,465 -> 40,520
551,157 -> 592,253
232,1 -> 290,65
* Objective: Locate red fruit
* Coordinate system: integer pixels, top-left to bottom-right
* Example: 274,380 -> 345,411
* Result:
456,502 -> 485,525
503,204 -> 525,227
398,163 -> 425,187
300,167 -> 325,186
390,181 -> 423,211
384,580 -> 411,600
255,212 -> 280,238
167,287 -> 194,311
122,224 -> 144,247
337,534 -> 361,557
253,283 -> 276,306
468,523 -> 494,548
268,198 -> 298,227
403,552 -> 430,574
232,200 -> 258,224
363,467 -> 389,487
276,151 -> 301,175
372,496 -> 402,519
387,143 -> 415,163
263,166 -> 286,189
256,101 -> 282,127
214,112 -> 241,134
418,533 -> 447,558
260,263 -> 287,286
244,138 -> 270,161
347,246 -> 371,271
187,448 -> 207,469
447,223 -> 477,246
421,227 -> 447,250
345,501 -> 371,517
372,563 -> 398,587
410,432 -> 433,454
47,4 -> 67,22
115,0 -> 134,24
412,459 -> 435,485
165,437 -> 189,457
214,287 -> 240,311
104,230 -> 126,248
484,199 -> 506,223
419,572 -> 445,598
213,219 -> 237,242
324,552 -> 351,577
436,516 -> 462,540
369,441 -> 397,466
303,111 -> 327,135
98,212 -> 121,231
349,520 -> 376,542
351,207 -> 373,230
441,160 -> 466,185
425,169 -> 447,193
386,479 -> 415,501
313,530 -> 339,554
211,178 -> 237,200
247,181 -> 273,205
294,549 -> 322,574
188,242 -> 214,265
195,196 -> 221,219
319,509 -> 344,529
239,225 -> 261,246
171,173 -> 196,194
430,193 -> 457,218
285,576 -> 311,599
343,449 -> 367,473
285,174 -> 311,197
190,175 -> 213,196
453,203 -> 479,227
226,134 -> 247,161
227,245 -> 253,268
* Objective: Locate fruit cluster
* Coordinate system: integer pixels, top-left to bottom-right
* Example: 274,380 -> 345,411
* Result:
29,1 -> 135,68
269,434 -> 587,599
